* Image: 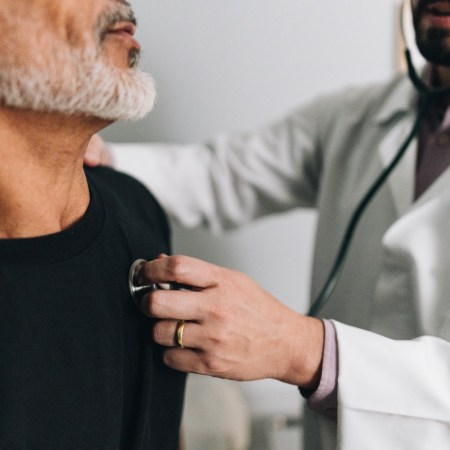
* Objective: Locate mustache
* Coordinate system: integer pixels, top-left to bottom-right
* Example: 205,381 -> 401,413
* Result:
95,1 -> 137,43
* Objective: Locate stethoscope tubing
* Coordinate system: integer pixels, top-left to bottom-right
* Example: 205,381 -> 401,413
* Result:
308,0 -> 450,316
307,92 -> 432,317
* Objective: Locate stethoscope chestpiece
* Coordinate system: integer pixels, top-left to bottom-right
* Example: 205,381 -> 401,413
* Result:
128,259 -> 172,307
129,259 -> 191,308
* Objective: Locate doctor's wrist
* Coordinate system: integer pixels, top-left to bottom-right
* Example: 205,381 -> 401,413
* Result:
277,314 -> 325,389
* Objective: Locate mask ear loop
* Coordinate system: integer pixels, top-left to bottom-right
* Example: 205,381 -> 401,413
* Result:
400,0 -> 427,94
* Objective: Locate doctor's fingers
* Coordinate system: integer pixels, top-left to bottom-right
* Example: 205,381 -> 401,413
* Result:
84,134 -> 112,167
140,289 -> 210,321
162,348 -> 211,377
140,255 -> 221,289
162,348 -> 225,378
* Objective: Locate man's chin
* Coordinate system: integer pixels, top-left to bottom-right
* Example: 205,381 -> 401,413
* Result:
77,68 -> 157,122
0,26 -> 158,125
0,66 -> 156,123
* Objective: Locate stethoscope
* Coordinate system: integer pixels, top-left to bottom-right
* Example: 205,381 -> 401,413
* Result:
129,0 -> 450,316
128,259 -> 190,307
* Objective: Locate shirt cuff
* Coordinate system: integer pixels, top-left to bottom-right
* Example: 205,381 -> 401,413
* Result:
303,319 -> 338,421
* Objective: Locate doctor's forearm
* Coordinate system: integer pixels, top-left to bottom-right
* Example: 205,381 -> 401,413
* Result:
108,109 -> 322,232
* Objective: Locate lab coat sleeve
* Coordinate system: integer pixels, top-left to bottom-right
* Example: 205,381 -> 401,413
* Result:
109,99 -> 326,232
333,321 -> 450,450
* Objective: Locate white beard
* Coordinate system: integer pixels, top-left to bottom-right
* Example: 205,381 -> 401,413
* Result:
0,34 -> 156,122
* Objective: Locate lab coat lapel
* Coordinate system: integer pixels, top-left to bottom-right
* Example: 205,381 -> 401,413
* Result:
375,80 -> 418,217
377,117 -> 417,216
377,112 -> 450,220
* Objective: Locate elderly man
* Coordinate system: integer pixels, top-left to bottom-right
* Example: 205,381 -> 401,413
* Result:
0,1 -> 184,448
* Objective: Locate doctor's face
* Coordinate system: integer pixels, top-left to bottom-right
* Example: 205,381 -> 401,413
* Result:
0,0 -> 156,121
412,0 -> 450,67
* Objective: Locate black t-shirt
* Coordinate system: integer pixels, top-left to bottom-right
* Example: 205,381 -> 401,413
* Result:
0,167 -> 186,450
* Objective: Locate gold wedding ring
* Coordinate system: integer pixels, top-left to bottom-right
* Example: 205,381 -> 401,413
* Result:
176,320 -> 186,348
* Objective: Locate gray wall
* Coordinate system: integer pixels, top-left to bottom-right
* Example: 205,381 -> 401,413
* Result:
102,0 -> 400,433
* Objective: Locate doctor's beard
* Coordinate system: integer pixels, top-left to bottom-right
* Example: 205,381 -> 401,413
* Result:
0,3 -> 156,121
413,0 -> 450,67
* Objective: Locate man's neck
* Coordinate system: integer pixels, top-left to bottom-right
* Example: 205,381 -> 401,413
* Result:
0,108 -> 106,239
434,64 -> 450,89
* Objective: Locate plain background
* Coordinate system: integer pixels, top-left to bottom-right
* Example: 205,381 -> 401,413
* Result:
102,0 -> 408,444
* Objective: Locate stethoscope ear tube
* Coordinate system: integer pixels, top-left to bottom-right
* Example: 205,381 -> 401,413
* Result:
309,1 -> 450,317
307,91 -> 432,317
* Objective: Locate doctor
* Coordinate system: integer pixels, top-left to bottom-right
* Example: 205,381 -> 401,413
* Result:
87,0 -> 450,448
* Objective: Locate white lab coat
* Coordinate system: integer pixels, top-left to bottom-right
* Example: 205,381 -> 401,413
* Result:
110,73 -> 450,449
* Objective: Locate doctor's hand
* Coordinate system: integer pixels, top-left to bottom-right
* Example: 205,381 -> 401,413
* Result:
139,255 -> 325,389
84,134 -> 113,167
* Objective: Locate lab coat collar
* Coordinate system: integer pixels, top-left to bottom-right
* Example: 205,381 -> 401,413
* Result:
374,68 -> 450,217
373,73 -> 418,125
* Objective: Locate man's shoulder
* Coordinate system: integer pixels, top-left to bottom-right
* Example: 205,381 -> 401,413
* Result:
85,165 -> 155,203
86,165 -> 150,195
85,165 -> 170,237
